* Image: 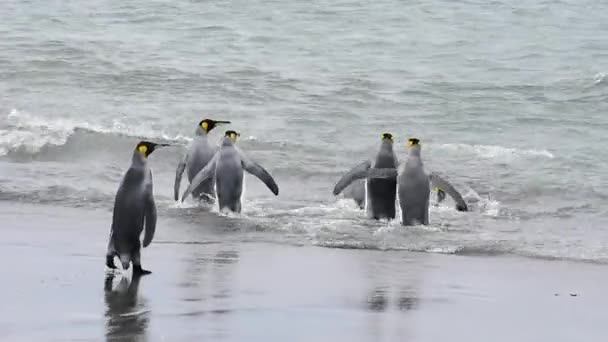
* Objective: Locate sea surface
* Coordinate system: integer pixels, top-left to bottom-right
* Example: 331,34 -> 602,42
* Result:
1,0 -> 607,340
2,0 -> 607,262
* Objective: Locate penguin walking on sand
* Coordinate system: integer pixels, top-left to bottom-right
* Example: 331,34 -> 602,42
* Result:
332,133 -> 399,220
175,118 -> 231,203
363,138 -> 468,225
106,141 -> 168,275
180,130 -> 279,213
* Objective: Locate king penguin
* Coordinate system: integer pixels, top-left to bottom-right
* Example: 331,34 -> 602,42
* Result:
174,118 -> 231,203
106,141 -> 168,275
342,179 -> 366,209
180,130 -> 279,213
365,138 -> 468,225
332,133 -> 398,220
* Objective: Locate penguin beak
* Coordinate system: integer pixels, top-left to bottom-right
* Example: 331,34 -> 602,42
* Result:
214,120 -> 231,125
150,143 -> 171,151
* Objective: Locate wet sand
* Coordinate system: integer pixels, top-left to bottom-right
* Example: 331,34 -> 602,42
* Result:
1,201 -> 606,342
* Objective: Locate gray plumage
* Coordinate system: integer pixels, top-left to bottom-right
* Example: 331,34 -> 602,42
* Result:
366,140 -> 468,225
396,145 -> 431,225
333,134 -> 398,220
342,179 -> 366,209
180,134 -> 279,213
175,119 -> 230,203
106,141 -> 166,275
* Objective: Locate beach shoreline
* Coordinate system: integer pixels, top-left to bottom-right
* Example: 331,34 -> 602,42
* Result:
1,201 -> 606,341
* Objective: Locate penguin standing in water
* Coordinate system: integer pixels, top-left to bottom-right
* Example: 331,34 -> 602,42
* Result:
342,179 -> 366,209
365,138 -> 468,225
180,130 -> 279,213
175,119 -> 231,203
106,141 -> 168,275
332,133 -> 398,220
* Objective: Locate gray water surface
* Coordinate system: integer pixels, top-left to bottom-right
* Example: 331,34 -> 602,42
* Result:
1,2 -> 607,264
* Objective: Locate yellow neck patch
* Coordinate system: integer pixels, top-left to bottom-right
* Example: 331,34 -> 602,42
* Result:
138,145 -> 148,156
229,133 -> 237,142
201,121 -> 209,131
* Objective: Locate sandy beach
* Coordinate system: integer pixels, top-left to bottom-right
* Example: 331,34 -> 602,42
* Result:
1,201 -> 605,342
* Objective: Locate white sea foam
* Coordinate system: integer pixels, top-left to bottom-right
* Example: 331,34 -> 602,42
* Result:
437,143 -> 554,160
0,108 -> 192,156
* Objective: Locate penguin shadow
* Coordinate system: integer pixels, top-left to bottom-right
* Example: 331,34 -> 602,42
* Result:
103,272 -> 150,342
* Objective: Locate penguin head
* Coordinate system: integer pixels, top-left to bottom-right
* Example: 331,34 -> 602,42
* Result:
135,141 -> 169,158
199,119 -> 231,134
381,133 -> 394,142
407,138 -> 421,155
225,130 -> 240,143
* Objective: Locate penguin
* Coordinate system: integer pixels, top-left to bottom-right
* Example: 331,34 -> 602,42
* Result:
332,133 -> 398,220
106,141 -> 168,275
174,118 -> 231,203
365,138 -> 468,225
180,130 -> 279,213
342,179 -> 366,209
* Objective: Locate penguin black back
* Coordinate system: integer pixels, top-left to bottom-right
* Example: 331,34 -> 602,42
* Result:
367,133 -> 398,219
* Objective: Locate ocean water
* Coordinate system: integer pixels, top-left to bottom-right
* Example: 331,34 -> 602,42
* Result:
1,0 -> 608,264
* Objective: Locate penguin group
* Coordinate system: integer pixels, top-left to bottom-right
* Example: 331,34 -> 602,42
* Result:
106,119 -> 279,274
105,120 -> 469,274
334,135 -> 468,226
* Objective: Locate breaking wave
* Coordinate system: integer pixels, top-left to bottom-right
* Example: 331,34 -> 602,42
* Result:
436,143 -> 555,160
0,108 -> 192,156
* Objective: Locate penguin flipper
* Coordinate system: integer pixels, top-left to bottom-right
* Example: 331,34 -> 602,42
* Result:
174,153 -> 188,201
342,179 -> 366,209
366,168 -> 398,180
333,161 -> 371,196
436,189 -> 446,203
181,152 -> 218,202
142,193 -> 156,248
242,159 -> 279,196
429,173 -> 468,212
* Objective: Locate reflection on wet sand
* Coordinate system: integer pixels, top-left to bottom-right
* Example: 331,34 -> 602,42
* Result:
366,287 -> 419,312
178,247 -> 240,302
363,255 -> 424,341
172,246 -> 241,339
397,288 -> 419,311
104,273 -> 149,342
367,288 -> 389,312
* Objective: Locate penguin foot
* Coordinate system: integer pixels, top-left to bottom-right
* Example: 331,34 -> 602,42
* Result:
198,193 -> 216,204
456,203 -> 468,212
133,264 -> 152,275
105,255 -> 117,269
